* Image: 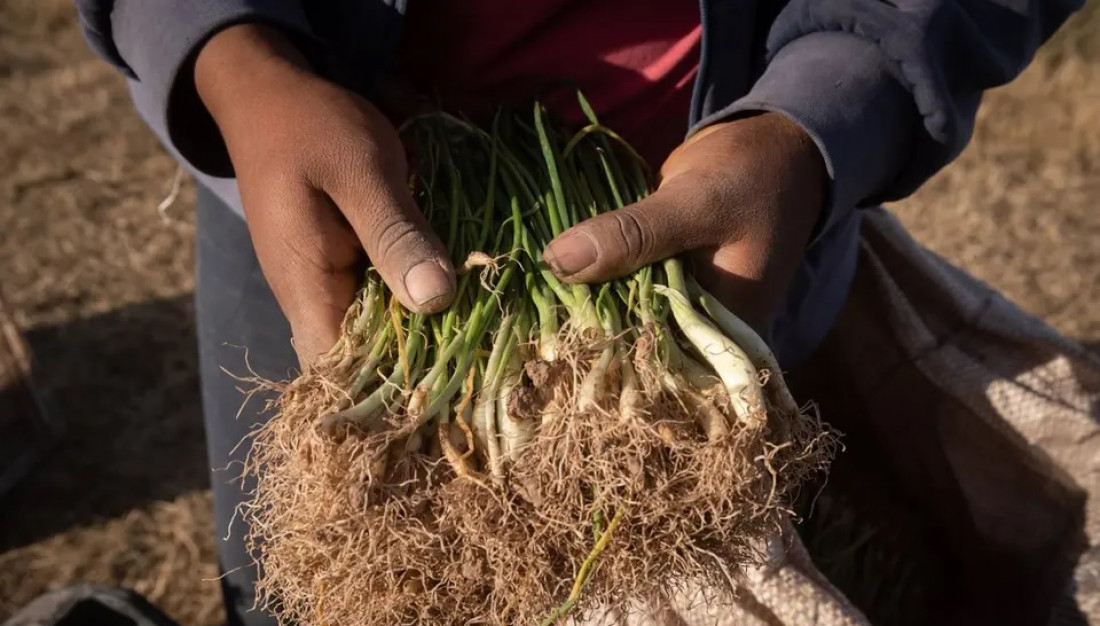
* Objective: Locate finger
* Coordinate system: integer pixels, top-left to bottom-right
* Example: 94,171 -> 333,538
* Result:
688,244 -> 777,331
323,149 -> 456,315
244,185 -> 362,366
542,178 -> 720,283
687,201 -> 814,331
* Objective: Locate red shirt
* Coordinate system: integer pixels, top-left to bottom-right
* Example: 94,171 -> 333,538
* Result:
396,0 -> 702,167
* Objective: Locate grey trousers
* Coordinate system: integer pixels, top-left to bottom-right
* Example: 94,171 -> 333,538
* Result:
195,186 -> 294,626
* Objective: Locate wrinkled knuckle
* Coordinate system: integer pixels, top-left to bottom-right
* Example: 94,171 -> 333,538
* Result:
614,209 -> 654,266
369,218 -> 423,270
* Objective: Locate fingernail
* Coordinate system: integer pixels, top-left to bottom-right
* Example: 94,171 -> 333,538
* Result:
544,232 -> 598,276
404,261 -> 453,307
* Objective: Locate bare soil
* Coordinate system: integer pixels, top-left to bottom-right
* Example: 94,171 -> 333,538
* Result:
0,2 -> 1095,625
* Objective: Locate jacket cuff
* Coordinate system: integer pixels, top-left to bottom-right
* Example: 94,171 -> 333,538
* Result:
696,31 -> 918,242
112,0 -> 318,177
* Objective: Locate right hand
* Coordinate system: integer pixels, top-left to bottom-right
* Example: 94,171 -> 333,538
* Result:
195,24 -> 456,366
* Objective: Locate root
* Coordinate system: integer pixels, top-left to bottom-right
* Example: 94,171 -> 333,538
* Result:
439,418 -> 490,490
459,251 -> 512,292
453,367 -> 479,462
242,322 -> 837,626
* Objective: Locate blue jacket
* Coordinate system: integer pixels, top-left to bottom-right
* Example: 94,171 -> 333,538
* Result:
74,0 -> 1081,365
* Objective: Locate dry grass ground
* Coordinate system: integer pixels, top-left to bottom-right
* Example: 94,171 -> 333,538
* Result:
0,2 -> 1095,625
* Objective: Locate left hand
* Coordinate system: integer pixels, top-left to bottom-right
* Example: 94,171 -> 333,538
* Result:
542,112 -> 828,329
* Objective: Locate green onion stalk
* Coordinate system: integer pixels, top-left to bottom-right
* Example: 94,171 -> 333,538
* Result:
242,94 -> 836,626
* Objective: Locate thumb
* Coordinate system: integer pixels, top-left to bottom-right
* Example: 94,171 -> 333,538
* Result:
320,134 -> 457,316
338,182 -> 457,315
542,180 -> 717,283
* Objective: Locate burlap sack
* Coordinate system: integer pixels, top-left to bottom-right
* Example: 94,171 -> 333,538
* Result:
580,208 -> 1099,625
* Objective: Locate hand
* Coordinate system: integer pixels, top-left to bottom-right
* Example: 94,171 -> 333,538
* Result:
195,25 -> 456,366
542,112 -> 827,329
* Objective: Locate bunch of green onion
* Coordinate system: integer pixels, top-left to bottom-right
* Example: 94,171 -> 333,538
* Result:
244,94 -> 833,626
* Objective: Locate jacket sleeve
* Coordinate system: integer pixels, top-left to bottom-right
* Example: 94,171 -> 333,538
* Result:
73,0 -> 318,178
705,0 -> 1083,238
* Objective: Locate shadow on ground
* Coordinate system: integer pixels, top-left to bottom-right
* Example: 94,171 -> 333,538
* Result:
0,294 -> 207,552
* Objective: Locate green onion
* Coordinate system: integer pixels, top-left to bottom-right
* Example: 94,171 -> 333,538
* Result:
243,93 -> 836,626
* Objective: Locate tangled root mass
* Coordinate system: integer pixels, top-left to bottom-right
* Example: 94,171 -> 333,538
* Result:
241,327 -> 836,626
